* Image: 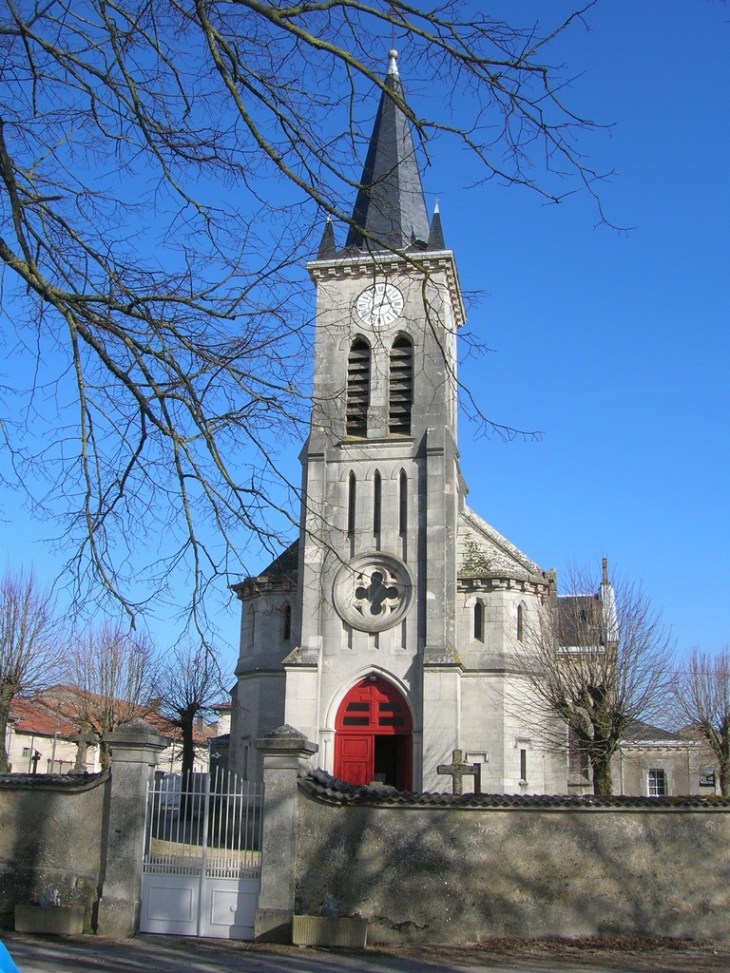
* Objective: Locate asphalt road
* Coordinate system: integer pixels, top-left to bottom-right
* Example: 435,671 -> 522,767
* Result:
3,933 -> 729,973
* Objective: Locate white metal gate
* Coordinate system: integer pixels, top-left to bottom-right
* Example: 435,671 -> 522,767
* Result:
140,770 -> 263,939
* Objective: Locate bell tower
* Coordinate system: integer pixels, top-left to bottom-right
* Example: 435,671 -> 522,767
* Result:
283,50 -> 466,789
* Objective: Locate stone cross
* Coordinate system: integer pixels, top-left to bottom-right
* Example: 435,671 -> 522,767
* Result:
437,749 -> 482,795
71,721 -> 99,773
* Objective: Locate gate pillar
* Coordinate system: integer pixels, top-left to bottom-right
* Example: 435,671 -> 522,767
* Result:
96,719 -> 167,938
255,725 -> 317,943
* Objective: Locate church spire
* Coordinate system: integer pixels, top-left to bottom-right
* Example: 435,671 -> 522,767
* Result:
317,216 -> 337,259
345,50 -> 430,251
427,200 -> 446,250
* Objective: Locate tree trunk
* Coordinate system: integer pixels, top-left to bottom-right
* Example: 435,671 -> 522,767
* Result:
180,716 -> 196,784
719,758 -> 730,796
0,687 -> 15,773
99,739 -> 112,770
0,711 -> 10,773
591,755 -> 614,797
176,715 -> 198,819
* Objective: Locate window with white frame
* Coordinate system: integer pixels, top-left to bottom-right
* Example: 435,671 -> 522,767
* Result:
647,768 -> 667,796
568,729 -> 590,779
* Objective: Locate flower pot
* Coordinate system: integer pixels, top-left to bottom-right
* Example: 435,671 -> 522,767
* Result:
14,904 -> 85,935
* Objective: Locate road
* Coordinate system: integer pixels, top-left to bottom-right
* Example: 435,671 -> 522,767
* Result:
3,933 -> 729,973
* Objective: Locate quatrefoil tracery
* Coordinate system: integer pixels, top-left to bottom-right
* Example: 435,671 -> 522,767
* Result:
354,570 -> 401,617
333,554 -> 412,633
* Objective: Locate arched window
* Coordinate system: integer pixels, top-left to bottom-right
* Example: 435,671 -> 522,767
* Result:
398,470 -> 408,537
389,336 -> 413,435
373,470 -> 382,544
473,601 -> 484,641
347,471 -> 356,551
517,603 -> 524,642
283,603 -> 292,642
347,338 -> 370,437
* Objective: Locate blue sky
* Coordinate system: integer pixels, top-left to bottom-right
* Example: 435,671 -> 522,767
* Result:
442,1 -> 730,657
1,1 -> 728,668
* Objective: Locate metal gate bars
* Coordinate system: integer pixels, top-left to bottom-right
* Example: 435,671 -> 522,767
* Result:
140,769 -> 264,939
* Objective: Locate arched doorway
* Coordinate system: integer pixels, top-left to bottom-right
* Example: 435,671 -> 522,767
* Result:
334,675 -> 412,790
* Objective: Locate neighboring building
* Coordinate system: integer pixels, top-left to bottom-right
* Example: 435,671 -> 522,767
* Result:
228,51 -> 706,797
5,696 -> 88,774
145,711 -> 216,777
211,701 -> 231,737
613,721 -> 701,797
562,718 -> 715,798
208,701 -> 232,776
4,686 -> 227,777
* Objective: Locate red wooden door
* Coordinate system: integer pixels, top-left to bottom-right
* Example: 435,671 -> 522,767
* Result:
337,735 -> 373,786
334,676 -> 412,790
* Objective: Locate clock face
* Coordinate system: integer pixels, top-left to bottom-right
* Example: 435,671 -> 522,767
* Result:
355,282 -> 404,327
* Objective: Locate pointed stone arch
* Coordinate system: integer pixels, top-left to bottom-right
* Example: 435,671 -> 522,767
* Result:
373,469 -> 382,545
347,470 -> 357,543
282,602 -> 292,642
398,468 -> 408,538
517,601 -> 526,642
473,599 -> 484,642
334,674 -> 413,789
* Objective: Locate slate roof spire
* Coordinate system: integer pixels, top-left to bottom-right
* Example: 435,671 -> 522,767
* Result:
345,49 -> 431,251
427,200 -> 446,250
317,216 -> 337,259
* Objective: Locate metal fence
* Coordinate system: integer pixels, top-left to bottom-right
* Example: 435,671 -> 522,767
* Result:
140,769 -> 264,938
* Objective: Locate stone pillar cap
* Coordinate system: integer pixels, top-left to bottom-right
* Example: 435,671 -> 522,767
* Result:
106,717 -> 167,750
255,724 -> 318,755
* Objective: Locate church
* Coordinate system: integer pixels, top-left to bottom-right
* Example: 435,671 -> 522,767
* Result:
229,51 -> 608,795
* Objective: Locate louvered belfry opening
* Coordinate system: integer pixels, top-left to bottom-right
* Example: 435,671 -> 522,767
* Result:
389,335 -> 413,434
346,338 -> 370,437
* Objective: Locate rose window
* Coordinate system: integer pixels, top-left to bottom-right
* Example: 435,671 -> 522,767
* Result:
333,554 -> 412,633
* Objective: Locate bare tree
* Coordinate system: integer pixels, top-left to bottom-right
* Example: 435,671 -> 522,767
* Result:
671,647 -> 730,796
0,568 -> 61,771
153,644 -> 221,782
0,2 -> 609,627
519,560 -> 674,796
63,621 -> 156,768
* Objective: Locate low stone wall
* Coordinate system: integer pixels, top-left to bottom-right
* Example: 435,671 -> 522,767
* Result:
0,772 -> 108,930
294,776 -> 730,944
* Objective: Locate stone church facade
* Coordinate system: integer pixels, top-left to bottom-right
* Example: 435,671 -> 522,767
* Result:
229,53 -> 693,797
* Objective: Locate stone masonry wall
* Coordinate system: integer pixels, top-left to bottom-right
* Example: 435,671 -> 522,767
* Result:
295,784 -> 730,944
0,772 -> 108,929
